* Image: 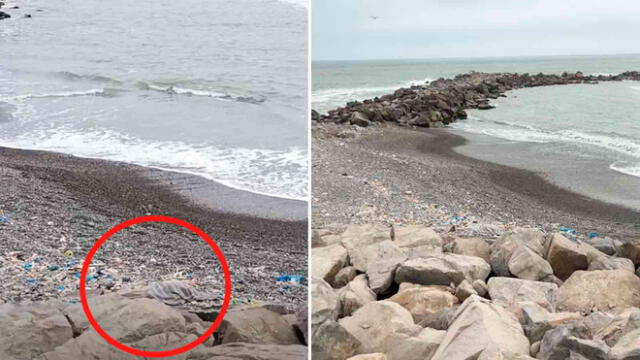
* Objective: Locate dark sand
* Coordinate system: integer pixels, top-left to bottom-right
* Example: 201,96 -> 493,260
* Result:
0,146 -> 307,305
312,124 -> 640,239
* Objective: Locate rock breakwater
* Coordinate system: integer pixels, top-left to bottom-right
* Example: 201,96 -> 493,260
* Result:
316,71 -> 640,128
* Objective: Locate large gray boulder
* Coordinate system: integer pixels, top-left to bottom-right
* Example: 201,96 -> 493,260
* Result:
450,237 -> 491,263
519,302 -> 582,342
545,233 -> 588,281
431,296 -> 530,359
487,277 -> 558,312
340,301 -> 443,360
311,278 -> 340,330
188,342 -> 308,360
538,325 -> 610,360
490,228 -> 547,277
392,225 -> 443,258
507,245 -> 553,281
395,253 -> 490,287
312,320 -> 360,360
351,240 -> 407,294
337,274 -> 376,317
388,285 -> 458,323
340,224 -> 391,254
0,302 -> 74,360
556,270 -> 640,314
312,244 -> 349,285
220,306 -> 301,345
610,328 -> 640,360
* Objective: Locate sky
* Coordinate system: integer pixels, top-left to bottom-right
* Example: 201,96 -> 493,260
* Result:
312,0 -> 640,61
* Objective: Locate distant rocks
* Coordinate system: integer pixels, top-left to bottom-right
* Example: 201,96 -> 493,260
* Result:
0,11 -> 10,20
315,71 -> 640,129
312,223 -> 640,359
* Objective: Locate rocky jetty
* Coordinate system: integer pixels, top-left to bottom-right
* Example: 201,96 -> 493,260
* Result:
315,71 -> 640,128
312,224 -> 640,360
0,281 -> 308,359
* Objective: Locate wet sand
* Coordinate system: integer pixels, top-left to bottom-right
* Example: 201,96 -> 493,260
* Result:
0,146 -> 307,305
312,124 -> 640,239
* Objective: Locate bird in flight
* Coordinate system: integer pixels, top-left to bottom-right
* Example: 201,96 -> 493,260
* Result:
370,16 -> 379,20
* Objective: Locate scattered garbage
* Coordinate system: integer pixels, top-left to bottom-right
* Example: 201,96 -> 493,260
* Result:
559,226 -> 577,238
450,215 -> 466,225
48,264 -> 59,271
0,215 -> 9,224
23,263 -> 33,270
276,274 -> 306,285
588,232 -> 600,239
64,250 -> 73,257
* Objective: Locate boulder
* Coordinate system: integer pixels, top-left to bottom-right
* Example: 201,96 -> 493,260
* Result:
351,240 -> 407,294
487,277 -> 558,312
451,237 -> 491,263
312,320 -> 360,360
311,278 -> 339,330
538,325 -> 610,360
616,241 -> 640,266
472,279 -> 489,298
610,328 -> 640,360
417,306 -> 459,330
393,225 -> 443,258
338,275 -> 376,317
594,308 -> 640,346
387,327 -> 445,360
520,302 -> 583,342
455,280 -> 477,302
296,306 -> 308,345
395,253 -> 490,287
340,224 -> 391,255
0,302 -> 74,359
187,342 -> 308,360
477,347 -> 536,359
347,353 -> 388,360
584,236 -> 616,256
312,244 -> 348,285
431,296 -> 530,359
334,266 -> 359,288
351,112 -> 371,127
508,245 -> 554,281
339,301 -> 423,356
388,285 -> 458,323
220,306 -> 301,345
490,228 -> 547,277
545,233 -> 588,281
556,270 -> 640,314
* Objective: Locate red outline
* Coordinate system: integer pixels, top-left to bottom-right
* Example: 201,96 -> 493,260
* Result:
79,215 -> 232,357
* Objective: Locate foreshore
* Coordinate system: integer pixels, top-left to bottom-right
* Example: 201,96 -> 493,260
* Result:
0,145 -> 308,306
313,123 -> 639,237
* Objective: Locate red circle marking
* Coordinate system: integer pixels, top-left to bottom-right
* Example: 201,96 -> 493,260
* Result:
79,215 -> 232,357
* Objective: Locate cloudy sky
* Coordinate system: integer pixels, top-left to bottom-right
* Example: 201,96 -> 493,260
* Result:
312,0 -> 640,61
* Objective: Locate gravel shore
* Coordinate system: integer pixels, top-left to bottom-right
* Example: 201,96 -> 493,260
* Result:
312,123 -> 640,239
0,146 -> 308,306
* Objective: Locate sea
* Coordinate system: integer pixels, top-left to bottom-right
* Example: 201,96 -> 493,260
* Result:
313,54 -> 640,209
0,0 -> 308,200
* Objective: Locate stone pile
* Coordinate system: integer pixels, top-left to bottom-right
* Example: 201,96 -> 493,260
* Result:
312,224 -> 640,360
0,281 -> 308,360
315,71 -> 640,129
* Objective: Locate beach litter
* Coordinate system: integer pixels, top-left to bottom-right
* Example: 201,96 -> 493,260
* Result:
276,274 -> 306,286
588,232 -> 601,239
559,226 -> 577,238
0,215 -> 10,224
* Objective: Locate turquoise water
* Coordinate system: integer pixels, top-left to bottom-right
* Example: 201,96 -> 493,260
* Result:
312,55 -> 640,183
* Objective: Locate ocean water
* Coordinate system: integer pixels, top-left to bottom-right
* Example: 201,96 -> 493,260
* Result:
0,0 -> 308,200
312,55 -> 640,191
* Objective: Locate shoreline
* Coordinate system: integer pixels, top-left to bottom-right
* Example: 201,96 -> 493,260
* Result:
312,123 -> 640,239
0,145 -> 307,305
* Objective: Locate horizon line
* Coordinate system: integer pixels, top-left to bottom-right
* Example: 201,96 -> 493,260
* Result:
312,52 -> 640,63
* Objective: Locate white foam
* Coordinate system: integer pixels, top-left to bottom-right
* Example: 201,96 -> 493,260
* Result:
453,120 -> 640,159
610,161 -> 640,178
0,128 -> 308,200
1,89 -> 106,101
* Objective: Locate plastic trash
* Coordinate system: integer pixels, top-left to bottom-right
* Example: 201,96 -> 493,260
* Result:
559,227 -> 577,237
48,264 -> 59,271
450,215 -> 466,225
588,232 -> 600,239
23,263 -> 33,270
0,215 -> 9,224
64,250 -> 74,257
56,285 -> 65,292
276,274 -> 306,285
121,276 -> 131,282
